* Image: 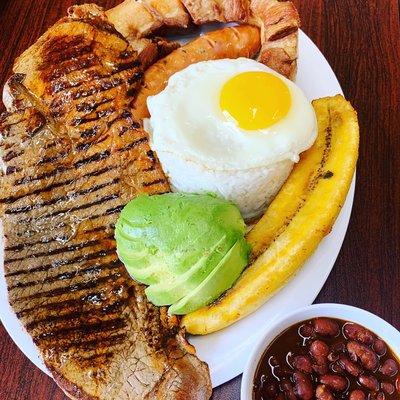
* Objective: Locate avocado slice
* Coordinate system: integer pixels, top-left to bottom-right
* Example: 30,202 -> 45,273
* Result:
115,193 -> 247,288
168,239 -> 249,315
145,234 -> 230,306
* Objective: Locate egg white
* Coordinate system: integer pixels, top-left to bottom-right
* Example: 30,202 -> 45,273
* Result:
145,58 -> 317,219
147,58 -> 317,171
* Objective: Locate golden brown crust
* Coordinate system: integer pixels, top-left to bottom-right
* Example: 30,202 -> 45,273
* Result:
131,25 -> 261,122
106,0 -> 162,39
180,0 -> 221,24
50,369 -> 98,400
249,0 -> 300,79
181,0 -> 249,24
106,0 -> 189,40
107,0 -> 299,80
182,0 -> 249,25
142,0 -> 190,27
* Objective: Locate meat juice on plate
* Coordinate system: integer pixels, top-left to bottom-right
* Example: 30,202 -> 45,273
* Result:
253,317 -> 400,399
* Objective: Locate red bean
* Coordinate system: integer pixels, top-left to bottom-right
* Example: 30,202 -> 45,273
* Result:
292,355 -> 313,373
314,318 -> 340,336
381,382 -> 395,395
281,379 -> 296,400
299,323 -> 314,338
343,323 -> 375,345
338,354 -> 363,376
310,340 -> 329,365
331,342 -> 346,353
328,351 -> 340,362
373,339 -> 387,356
347,341 -> 379,370
331,361 -> 345,374
276,394 -> 285,400
316,385 -> 334,400
320,374 -> 348,391
274,366 -> 293,378
349,389 -> 366,400
358,374 -> 379,391
264,381 -> 278,397
380,359 -> 398,377
293,372 -> 314,400
313,363 -> 329,375
328,342 -> 346,363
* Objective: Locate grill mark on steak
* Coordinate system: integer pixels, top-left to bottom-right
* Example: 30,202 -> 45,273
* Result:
79,351 -> 115,363
2,150 -> 24,162
1,166 -> 116,204
14,165 -> 68,185
50,63 -> 138,98
6,178 -> 119,215
15,286 -> 119,319
5,166 -> 21,175
55,333 -> 127,354
89,204 -> 125,219
6,248 -> 116,277
76,97 -> 113,113
9,132 -> 142,192
26,299 -> 124,330
143,178 -> 167,187
37,150 -> 69,165
72,77 -> 124,101
12,146 -> 113,186
18,193 -> 119,224
5,236 -> 114,265
40,35 -> 92,65
1,6 -> 211,400
35,316 -> 127,342
9,258 -> 121,290
48,53 -> 99,82
19,271 -> 122,302
71,108 -> 116,126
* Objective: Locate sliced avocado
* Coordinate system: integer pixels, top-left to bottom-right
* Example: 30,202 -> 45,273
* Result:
117,252 -> 165,285
168,239 -> 249,315
145,235 -> 230,306
115,193 -> 247,291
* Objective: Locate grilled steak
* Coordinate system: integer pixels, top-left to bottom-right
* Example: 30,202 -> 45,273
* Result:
0,6 -> 211,400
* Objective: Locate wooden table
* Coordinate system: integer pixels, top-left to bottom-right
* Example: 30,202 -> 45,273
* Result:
0,1 -> 399,399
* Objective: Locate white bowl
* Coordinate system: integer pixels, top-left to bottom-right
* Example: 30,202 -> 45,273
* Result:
241,303 -> 400,400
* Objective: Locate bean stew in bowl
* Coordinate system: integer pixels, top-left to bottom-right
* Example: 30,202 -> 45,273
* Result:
241,304 -> 400,400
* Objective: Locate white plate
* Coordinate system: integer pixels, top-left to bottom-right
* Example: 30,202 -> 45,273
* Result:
241,304 -> 400,399
0,29 -> 354,389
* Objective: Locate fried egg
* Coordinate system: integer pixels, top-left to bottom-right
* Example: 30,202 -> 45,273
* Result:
146,58 -> 317,219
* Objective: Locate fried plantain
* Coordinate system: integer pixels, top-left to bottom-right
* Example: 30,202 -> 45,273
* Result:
182,95 -> 359,335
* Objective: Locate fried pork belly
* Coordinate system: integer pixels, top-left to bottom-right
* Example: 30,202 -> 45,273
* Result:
107,0 -> 299,79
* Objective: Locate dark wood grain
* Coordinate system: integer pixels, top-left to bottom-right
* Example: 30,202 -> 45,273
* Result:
0,1 -> 399,399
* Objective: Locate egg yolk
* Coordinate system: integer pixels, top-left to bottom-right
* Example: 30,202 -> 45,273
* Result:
220,71 -> 291,130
